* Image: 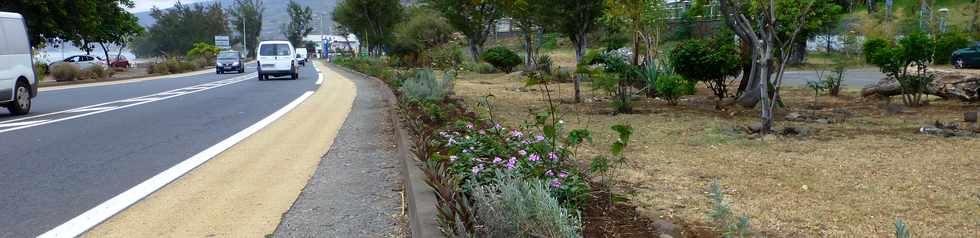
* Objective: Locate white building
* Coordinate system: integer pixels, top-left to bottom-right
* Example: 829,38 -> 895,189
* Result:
303,34 -> 360,57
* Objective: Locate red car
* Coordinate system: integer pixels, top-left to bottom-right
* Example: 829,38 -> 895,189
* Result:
110,56 -> 130,68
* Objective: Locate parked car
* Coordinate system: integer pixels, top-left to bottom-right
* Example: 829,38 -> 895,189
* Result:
215,51 -> 244,74
951,43 -> 980,69
110,55 -> 130,68
49,55 -> 105,70
0,12 -> 38,115
295,48 -> 308,66
256,41 -> 298,80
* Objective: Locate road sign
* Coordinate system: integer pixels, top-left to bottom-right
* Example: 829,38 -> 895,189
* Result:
214,36 -> 230,49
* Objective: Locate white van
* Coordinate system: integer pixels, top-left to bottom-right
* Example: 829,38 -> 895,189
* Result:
0,12 -> 37,115
295,48 -> 308,66
256,41 -> 298,80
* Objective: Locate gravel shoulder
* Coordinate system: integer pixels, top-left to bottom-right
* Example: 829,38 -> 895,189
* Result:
272,64 -> 407,237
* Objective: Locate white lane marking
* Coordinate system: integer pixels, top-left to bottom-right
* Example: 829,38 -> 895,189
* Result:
38,90 -> 316,238
316,73 -> 323,85
0,120 -> 49,128
0,75 -> 254,134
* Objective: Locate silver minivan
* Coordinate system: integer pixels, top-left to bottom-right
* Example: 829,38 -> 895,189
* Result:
0,12 -> 37,115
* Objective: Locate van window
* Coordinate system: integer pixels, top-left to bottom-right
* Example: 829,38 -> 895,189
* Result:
259,44 -> 291,56
0,18 -> 30,55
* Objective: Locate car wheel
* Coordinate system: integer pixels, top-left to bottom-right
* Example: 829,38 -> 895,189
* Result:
954,58 -> 966,69
258,74 -> 265,81
6,81 -> 31,115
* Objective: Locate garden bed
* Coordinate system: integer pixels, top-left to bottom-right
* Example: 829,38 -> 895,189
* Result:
454,71 -> 980,237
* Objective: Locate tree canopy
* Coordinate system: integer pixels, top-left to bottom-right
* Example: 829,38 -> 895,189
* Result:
133,2 -> 230,57
332,0 -> 404,56
1,0 -> 143,49
425,0 -> 502,62
229,0 -> 265,58
283,0 -> 314,47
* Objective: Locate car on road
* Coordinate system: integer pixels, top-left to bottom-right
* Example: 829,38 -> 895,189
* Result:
951,43 -> 980,69
295,48 -> 308,66
0,12 -> 38,115
216,51 -> 244,74
49,55 -> 105,71
256,41 -> 298,80
110,55 -> 130,68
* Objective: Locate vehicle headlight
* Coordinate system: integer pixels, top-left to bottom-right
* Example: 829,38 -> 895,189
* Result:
232,62 -> 240,66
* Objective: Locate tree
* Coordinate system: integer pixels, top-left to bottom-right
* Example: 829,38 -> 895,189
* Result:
499,0 -> 549,69
282,0 -> 314,47
1,0 -> 142,50
229,0 -> 264,58
719,0 -> 817,134
333,0 -> 404,56
390,6 -> 455,66
134,2 -> 229,57
865,32 -> 935,106
785,0 -> 843,65
602,0 -> 666,66
426,0 -> 502,62
90,0 -> 144,66
544,0 -> 605,103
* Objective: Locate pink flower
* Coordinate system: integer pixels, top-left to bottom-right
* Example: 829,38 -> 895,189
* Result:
518,150 -> 527,156
494,123 -> 502,130
528,154 -> 540,162
535,135 -> 545,142
466,123 -> 474,129
472,164 -> 484,174
548,152 -> 559,161
545,170 -> 555,176
449,155 -> 458,162
511,130 -> 524,138
492,157 -> 503,164
506,157 -> 518,169
558,171 -> 568,178
549,179 -> 561,188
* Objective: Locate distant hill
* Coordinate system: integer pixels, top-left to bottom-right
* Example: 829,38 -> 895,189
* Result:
133,0 -> 340,40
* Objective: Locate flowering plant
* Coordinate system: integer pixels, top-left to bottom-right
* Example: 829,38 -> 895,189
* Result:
433,119 -> 590,208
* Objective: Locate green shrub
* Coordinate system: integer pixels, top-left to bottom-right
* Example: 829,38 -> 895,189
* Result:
34,62 -> 48,78
430,44 -> 465,70
81,65 -> 110,80
481,47 -> 522,73
585,51 -> 639,113
148,62 -> 170,74
399,69 -> 453,102
187,42 -> 221,64
894,219 -> 910,238
51,63 -> 81,82
190,57 -> 210,69
670,35 -> 741,100
471,175 -> 582,238
866,32 -> 935,106
933,31 -> 972,64
862,37 -> 890,64
540,33 -> 559,50
655,74 -> 695,105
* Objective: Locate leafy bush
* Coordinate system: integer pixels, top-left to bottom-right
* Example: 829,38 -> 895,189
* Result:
399,69 -> 453,102
934,31 -> 972,65
825,58 -> 847,96
51,63 -> 82,82
390,6 -> 454,65
540,33 -> 559,50
430,44 -> 465,70
708,180 -> 756,238
894,219 -> 910,238
584,51 -> 639,113
862,37 -> 890,65
147,60 -> 198,75
34,62 -> 48,78
186,42 -> 221,64
434,119 -> 591,208
655,74 -> 695,105
481,47 -> 522,73
81,65 -> 110,80
471,175 -> 582,238
148,62 -> 169,74
670,35 -> 741,100
866,32 -> 935,106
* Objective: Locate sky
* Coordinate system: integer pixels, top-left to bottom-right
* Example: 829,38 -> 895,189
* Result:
128,0 -> 207,13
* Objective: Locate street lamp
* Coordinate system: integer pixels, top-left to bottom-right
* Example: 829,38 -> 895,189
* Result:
939,8 -> 950,33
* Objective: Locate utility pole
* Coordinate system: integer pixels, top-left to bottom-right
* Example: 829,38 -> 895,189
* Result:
243,17 -> 247,58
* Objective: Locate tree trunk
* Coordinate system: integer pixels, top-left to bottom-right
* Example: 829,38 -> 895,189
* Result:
468,38 -> 482,62
573,34 -> 587,103
787,40 -> 806,66
99,42 -> 112,67
523,31 -> 535,70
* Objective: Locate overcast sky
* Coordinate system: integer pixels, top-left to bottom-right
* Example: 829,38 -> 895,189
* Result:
128,0 -> 207,13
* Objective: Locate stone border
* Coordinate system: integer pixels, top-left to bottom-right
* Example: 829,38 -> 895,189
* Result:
326,64 -> 441,238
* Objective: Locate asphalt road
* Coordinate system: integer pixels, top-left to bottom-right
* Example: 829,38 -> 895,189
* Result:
0,63 -> 319,237
781,68 -> 885,88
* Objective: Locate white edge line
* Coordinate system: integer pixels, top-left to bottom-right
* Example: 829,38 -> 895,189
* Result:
316,73 -> 323,85
38,90 -> 316,238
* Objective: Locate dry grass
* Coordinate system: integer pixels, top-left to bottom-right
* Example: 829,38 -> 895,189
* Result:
453,71 -> 980,237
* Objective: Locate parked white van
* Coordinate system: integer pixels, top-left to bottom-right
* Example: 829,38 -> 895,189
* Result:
256,41 -> 298,80
0,12 -> 37,115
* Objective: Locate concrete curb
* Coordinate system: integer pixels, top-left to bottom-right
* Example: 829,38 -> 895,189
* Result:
326,64 -> 441,238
